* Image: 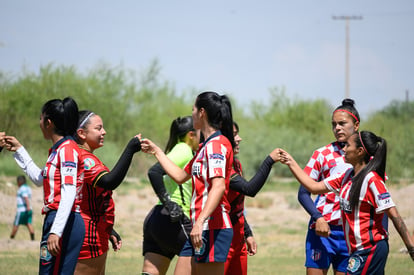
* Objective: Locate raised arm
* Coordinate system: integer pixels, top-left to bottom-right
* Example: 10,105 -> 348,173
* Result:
95,136 -> 141,190
141,138 -> 190,184
5,136 -> 43,186
279,149 -> 329,194
230,148 -> 281,197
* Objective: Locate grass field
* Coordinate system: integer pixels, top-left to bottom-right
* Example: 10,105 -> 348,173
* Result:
1,177 -> 413,274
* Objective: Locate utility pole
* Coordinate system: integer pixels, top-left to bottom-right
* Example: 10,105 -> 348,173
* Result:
332,15 -> 363,99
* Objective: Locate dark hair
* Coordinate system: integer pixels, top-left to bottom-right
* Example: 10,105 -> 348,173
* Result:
74,110 -> 95,143
41,97 -> 79,136
17,175 -> 26,183
165,116 -> 194,153
233,121 -> 239,133
195,91 -> 235,149
333,98 -> 360,123
348,131 -> 387,209
232,121 -> 242,174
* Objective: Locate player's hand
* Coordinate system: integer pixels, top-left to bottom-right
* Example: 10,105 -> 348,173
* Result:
47,233 -> 61,256
0,132 -> 5,147
4,136 -> 22,152
315,217 -> 330,237
269,148 -> 282,162
109,229 -> 122,252
140,138 -> 162,155
164,200 -> 184,223
246,236 -> 257,256
190,220 -> 203,251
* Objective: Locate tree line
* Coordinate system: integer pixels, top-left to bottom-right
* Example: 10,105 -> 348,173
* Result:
1,62 -> 413,183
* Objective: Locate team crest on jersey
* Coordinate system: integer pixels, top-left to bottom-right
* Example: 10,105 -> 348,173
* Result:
84,158 -> 96,170
347,255 -> 362,273
311,249 -> 321,261
328,160 -> 336,168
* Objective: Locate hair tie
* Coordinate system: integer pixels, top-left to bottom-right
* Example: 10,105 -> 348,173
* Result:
78,112 -> 94,129
334,109 -> 359,123
359,132 -> 369,156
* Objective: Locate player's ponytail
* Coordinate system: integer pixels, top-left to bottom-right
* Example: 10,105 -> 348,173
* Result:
195,91 -> 235,149
41,97 -> 79,137
165,116 -> 194,153
349,131 -> 387,209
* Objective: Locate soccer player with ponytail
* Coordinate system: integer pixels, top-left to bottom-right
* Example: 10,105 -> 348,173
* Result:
5,97 -> 85,274
280,131 -> 414,274
142,91 -> 235,275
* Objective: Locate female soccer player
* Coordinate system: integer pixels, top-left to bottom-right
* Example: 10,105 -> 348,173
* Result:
5,97 -> 85,274
141,91 -> 235,275
141,116 -> 199,275
280,131 -> 414,274
297,99 -> 360,275
74,110 -> 142,274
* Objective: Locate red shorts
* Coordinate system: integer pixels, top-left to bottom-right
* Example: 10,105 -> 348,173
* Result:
224,215 -> 248,275
78,216 -> 113,259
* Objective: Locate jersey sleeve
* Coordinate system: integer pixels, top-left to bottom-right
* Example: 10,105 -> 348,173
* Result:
323,172 -> 345,194
59,144 -> 80,186
367,173 -> 395,213
13,146 -> 43,186
206,139 -> 228,179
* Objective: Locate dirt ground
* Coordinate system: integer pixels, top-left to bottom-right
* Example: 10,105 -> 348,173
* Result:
1,176 -> 413,255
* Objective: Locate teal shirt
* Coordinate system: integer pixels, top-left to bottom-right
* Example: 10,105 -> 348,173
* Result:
160,142 -> 193,218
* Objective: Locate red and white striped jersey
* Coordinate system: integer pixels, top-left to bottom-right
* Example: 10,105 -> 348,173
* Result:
304,142 -> 352,226
79,148 -> 115,225
324,170 -> 394,253
185,132 -> 233,231
42,138 -> 83,214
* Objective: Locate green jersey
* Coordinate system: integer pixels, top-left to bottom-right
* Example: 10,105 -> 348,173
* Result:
161,142 -> 193,218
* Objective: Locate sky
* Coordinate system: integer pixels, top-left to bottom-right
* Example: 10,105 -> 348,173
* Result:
1,1 -> 414,119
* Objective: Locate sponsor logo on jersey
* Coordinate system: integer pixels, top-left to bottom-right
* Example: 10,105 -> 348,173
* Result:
378,192 -> 390,200
192,162 -> 201,177
209,153 -> 224,160
339,197 -> 352,213
62,161 -> 77,168
84,158 -> 96,170
213,168 -> 222,177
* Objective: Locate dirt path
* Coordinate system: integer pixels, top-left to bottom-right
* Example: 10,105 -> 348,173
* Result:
1,176 -> 413,253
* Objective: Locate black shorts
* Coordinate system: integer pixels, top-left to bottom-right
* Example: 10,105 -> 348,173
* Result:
142,204 -> 192,259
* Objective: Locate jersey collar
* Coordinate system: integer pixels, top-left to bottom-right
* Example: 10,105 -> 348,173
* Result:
202,130 -> 222,147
